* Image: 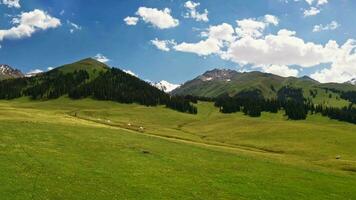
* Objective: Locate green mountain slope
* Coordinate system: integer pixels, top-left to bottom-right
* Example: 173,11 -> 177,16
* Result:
54,58 -> 109,79
172,69 -> 356,107
0,58 -> 196,113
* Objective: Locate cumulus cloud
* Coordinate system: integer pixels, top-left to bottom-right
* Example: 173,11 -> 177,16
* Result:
172,15 -> 278,56
303,7 -> 320,17
173,23 -> 235,56
135,7 -> 179,29
160,13 -> 356,83
174,38 -> 221,56
124,16 -> 139,26
151,38 -> 176,51
303,0 -> 328,17
223,29 -> 329,68
264,14 -> 279,26
184,1 -> 209,22
313,21 -> 339,32
1,0 -> 20,8
306,0 -> 328,6
94,54 -> 110,63
311,40 -> 356,83
235,15 -> 279,38
259,65 -> 299,77
0,9 -> 61,41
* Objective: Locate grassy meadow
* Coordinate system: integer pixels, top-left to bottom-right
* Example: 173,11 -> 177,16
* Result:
0,97 -> 356,199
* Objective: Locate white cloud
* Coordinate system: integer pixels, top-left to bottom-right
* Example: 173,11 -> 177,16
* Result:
264,14 -> 279,26
223,29 -> 328,68
47,67 -> 54,71
260,64 -> 299,77
170,23 -> 234,56
26,69 -> 43,77
305,0 -> 328,6
235,18 -> 266,38
184,1 -> 209,22
316,0 -> 328,6
123,69 -> 138,77
235,15 -> 279,38
0,9 -> 61,41
67,20 -> 82,33
303,7 -> 320,17
93,54 -> 110,63
136,7 -> 179,29
172,16 -> 278,57
202,23 -> 235,42
311,40 -> 356,83
124,16 -> 139,26
1,0 -> 20,8
174,38 -> 221,56
313,21 -> 339,32
151,38 -> 176,51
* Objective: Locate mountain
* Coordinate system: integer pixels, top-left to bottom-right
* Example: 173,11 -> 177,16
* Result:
0,64 -> 24,80
153,80 -> 180,93
55,58 -> 109,79
346,78 -> 356,85
172,69 -> 356,100
0,58 -> 196,114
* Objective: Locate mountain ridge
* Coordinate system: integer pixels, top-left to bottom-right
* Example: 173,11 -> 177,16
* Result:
0,64 -> 24,80
172,69 -> 356,101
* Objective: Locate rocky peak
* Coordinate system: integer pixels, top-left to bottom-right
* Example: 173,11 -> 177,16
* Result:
199,69 -> 238,82
0,64 -> 24,80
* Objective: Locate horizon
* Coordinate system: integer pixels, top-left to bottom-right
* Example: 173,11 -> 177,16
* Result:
1,0 -> 356,84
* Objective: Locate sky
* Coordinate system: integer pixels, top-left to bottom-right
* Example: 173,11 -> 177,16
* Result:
0,0 -> 356,84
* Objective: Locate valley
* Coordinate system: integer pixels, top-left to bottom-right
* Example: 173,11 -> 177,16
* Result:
1,97 -> 355,199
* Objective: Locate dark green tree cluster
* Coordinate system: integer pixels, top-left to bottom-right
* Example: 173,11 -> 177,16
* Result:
277,86 -> 307,120
68,68 -> 197,114
0,78 -> 28,99
341,91 -> 356,103
166,96 -> 197,114
214,90 -> 279,117
25,70 -> 90,99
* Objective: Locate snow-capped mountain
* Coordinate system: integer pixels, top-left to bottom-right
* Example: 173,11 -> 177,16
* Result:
346,78 -> 356,85
0,64 -> 24,80
152,80 -> 180,93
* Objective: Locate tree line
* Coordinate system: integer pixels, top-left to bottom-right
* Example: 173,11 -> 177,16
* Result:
214,86 -> 356,124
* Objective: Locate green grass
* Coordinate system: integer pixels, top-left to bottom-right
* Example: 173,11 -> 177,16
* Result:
1,97 -> 356,199
55,58 -> 109,79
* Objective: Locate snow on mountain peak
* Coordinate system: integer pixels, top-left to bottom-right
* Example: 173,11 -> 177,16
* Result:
152,80 -> 180,93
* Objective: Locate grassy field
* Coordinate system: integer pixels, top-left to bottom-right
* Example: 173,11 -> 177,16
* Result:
1,97 -> 356,199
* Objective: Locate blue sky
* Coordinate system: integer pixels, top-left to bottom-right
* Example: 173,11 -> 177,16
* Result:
0,0 -> 356,84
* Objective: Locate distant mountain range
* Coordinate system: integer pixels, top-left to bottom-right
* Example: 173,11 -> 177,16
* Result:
0,64 -> 24,80
172,69 -> 356,100
2,60 -> 356,99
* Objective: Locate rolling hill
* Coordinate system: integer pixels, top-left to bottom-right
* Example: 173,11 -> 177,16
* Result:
0,97 -> 355,199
